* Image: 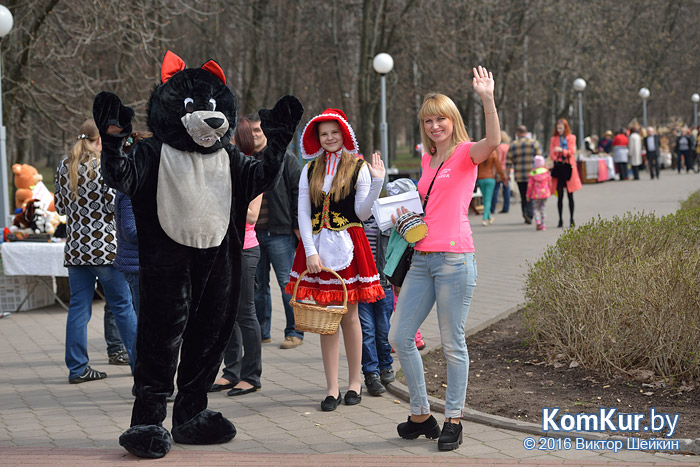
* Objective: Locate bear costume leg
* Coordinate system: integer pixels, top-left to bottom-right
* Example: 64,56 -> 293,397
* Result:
119,238 -> 241,458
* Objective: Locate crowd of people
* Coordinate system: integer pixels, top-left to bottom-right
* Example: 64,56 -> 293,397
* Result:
54,60 -> 700,454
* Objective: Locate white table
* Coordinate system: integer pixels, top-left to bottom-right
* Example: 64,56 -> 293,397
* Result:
1,241 -> 68,313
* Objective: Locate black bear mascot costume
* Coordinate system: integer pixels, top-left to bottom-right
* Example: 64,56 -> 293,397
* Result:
92,50 -> 303,459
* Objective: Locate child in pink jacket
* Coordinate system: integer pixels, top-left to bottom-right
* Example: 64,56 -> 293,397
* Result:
526,155 -> 552,231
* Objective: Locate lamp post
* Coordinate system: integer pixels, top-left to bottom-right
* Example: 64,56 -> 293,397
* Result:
0,5 -> 12,229
691,93 -> 699,127
372,53 -> 393,182
573,78 -> 586,152
639,87 -> 650,128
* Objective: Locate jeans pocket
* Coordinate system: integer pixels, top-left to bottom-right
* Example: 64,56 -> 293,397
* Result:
442,252 -> 466,266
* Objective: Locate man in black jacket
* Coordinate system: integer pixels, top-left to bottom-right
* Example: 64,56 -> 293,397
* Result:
643,127 -> 661,180
249,113 -> 304,349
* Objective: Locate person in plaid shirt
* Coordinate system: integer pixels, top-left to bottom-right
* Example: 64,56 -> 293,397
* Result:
507,125 -> 542,224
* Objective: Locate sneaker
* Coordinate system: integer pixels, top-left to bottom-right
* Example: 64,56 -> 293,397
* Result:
488,217 -> 494,224
481,219 -> 488,226
438,421 -> 463,451
261,338 -> 272,343
416,339 -> 425,350
108,350 -> 130,365
69,366 -> 107,384
380,368 -> 395,385
397,414 -> 441,440
365,373 -> 386,396
280,336 -> 303,349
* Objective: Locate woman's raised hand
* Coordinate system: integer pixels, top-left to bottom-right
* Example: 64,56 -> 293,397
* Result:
368,152 -> 386,180
472,65 -> 494,99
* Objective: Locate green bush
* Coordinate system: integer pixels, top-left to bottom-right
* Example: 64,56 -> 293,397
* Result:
680,189 -> 700,212
523,207 -> 700,381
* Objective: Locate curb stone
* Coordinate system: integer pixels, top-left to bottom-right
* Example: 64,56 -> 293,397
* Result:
386,303 -> 700,457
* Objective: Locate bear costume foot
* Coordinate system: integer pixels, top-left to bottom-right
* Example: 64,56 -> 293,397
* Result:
171,409 -> 237,445
119,424 -> 172,459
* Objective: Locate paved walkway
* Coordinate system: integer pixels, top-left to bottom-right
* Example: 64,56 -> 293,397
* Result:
1,170 -> 699,465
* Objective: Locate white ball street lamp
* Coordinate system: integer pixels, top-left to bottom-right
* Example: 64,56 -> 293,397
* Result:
573,78 -> 586,152
691,93 -> 699,127
0,5 -> 13,229
372,53 -> 393,182
638,87 -> 650,128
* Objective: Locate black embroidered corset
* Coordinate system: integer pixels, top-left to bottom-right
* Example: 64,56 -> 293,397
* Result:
307,158 -> 364,234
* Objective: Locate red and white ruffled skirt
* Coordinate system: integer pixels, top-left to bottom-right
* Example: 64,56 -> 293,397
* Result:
285,226 -> 385,305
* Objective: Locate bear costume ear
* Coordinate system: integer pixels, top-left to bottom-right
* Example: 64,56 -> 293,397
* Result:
161,50 -> 186,84
201,60 -> 226,85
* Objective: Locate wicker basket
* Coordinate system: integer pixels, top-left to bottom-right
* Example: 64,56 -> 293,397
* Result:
290,267 -> 348,335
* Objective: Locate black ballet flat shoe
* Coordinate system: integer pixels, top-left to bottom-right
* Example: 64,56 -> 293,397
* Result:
209,380 -> 234,392
344,388 -> 362,405
227,386 -> 261,397
397,414 -> 441,440
321,393 -> 342,412
557,219 -> 563,228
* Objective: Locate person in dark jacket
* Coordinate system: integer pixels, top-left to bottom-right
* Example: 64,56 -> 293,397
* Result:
103,132 -> 148,366
248,113 -> 304,349
643,127 -> 661,180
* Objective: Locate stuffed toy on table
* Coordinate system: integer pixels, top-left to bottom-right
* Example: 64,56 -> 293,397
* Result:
92,50 -> 303,459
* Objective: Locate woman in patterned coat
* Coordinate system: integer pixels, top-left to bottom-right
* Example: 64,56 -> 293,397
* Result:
54,119 -> 138,384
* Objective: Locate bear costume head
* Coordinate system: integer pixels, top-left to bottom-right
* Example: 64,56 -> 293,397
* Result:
146,51 -> 235,154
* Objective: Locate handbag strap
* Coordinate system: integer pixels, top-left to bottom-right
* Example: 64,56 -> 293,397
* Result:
422,161 -> 444,211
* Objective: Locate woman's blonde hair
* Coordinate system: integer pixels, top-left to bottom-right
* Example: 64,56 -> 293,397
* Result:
419,93 -> 470,157
67,119 -> 100,201
308,149 -> 359,206
500,130 -> 511,144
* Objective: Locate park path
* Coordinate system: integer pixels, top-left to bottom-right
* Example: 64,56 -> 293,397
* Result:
0,170 -> 698,465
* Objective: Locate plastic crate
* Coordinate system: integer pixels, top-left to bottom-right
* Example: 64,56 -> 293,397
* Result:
0,260 -> 55,312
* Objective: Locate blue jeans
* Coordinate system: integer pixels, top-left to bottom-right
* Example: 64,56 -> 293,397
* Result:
491,181 -> 510,213
358,287 -> 394,375
254,231 -> 302,340
103,271 -> 140,355
66,266 -> 137,379
388,252 -> 477,418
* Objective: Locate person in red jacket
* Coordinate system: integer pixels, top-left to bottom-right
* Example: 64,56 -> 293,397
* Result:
549,119 -> 581,228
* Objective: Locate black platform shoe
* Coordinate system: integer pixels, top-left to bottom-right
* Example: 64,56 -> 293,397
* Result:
438,420 -> 463,451
397,414 -> 441,440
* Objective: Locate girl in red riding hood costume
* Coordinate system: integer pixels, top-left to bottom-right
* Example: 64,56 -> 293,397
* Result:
285,108 -> 385,411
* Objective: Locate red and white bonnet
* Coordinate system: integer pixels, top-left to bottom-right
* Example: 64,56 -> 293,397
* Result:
300,108 -> 359,160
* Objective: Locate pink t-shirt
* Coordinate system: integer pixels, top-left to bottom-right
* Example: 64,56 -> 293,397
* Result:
416,142 -> 477,253
243,222 -> 258,249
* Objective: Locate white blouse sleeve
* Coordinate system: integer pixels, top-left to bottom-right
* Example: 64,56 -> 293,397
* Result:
297,164 -> 318,258
354,163 -> 384,221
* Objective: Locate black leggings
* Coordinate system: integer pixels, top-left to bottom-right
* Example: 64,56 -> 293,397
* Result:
557,178 -> 574,222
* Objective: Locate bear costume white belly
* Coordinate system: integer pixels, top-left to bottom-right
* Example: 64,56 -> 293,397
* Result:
157,144 -> 231,249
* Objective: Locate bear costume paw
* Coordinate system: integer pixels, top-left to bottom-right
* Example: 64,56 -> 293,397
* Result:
119,424 -> 172,459
92,91 -> 134,137
171,409 -> 237,445
259,95 -> 304,140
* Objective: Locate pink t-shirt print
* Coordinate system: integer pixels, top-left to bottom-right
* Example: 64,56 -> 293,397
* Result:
416,142 -> 477,253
